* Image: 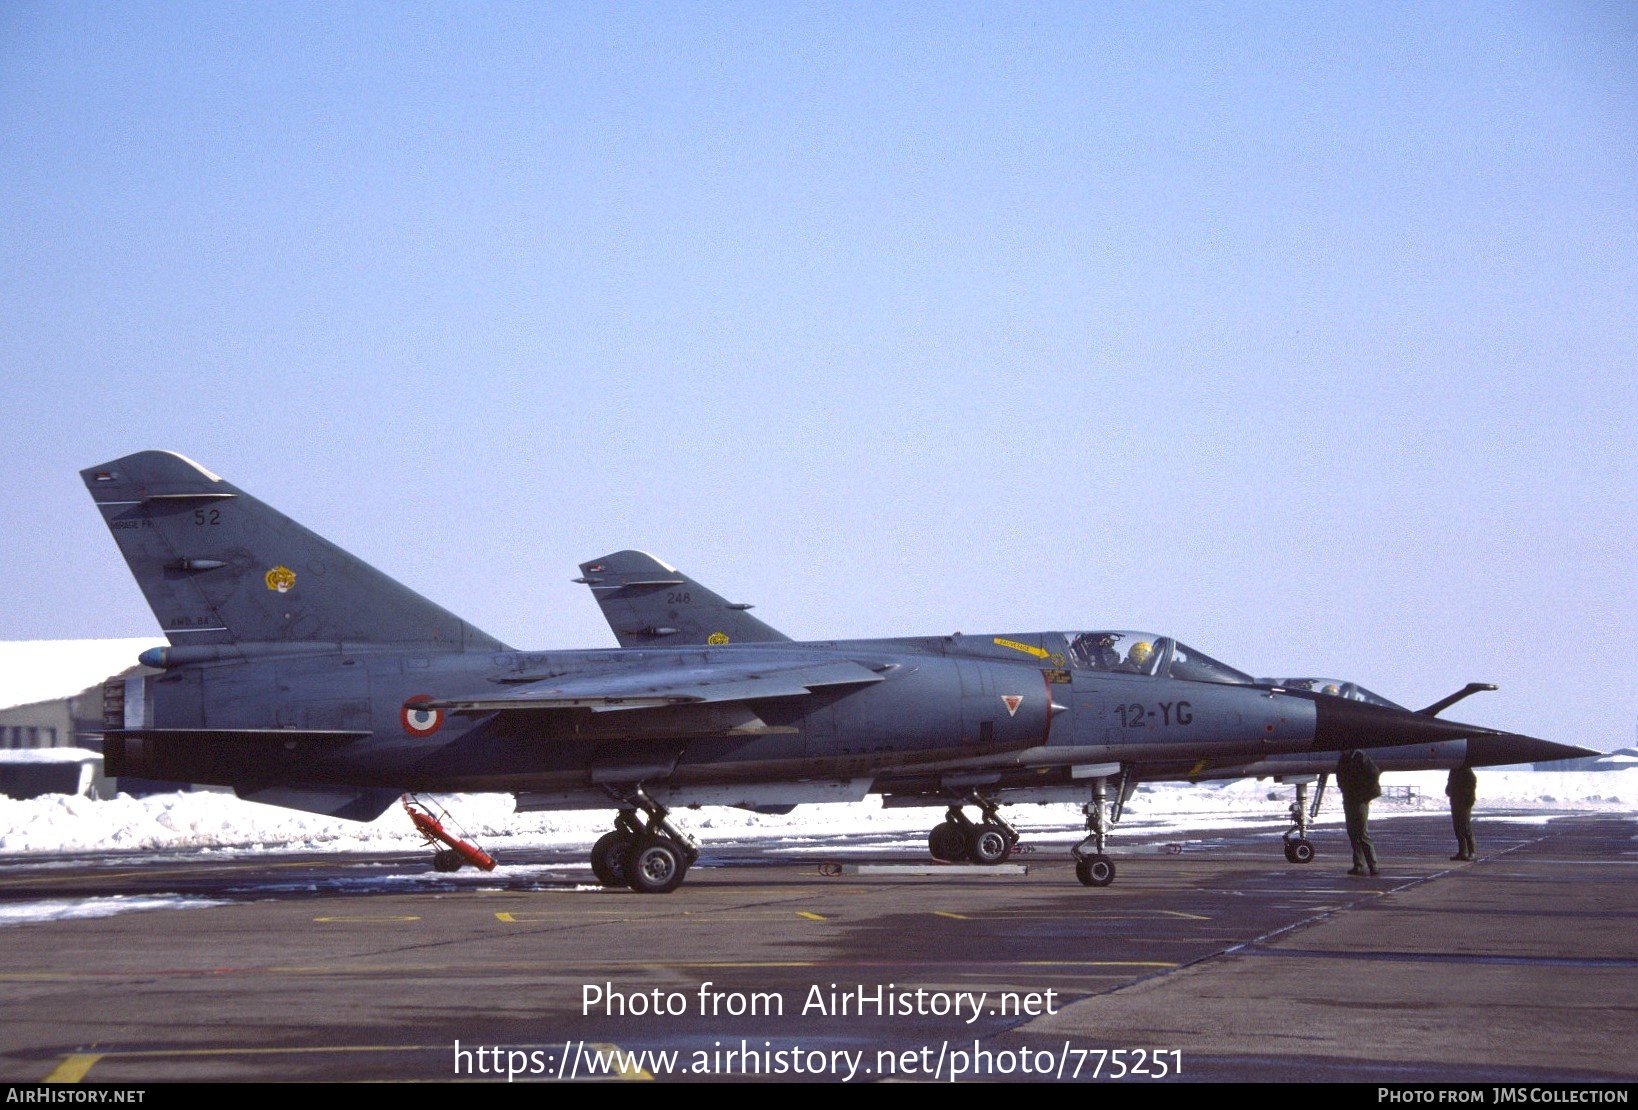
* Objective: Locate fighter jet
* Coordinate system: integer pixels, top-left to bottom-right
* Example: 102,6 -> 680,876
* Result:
577,551 -> 1595,878
85,451 -> 1579,894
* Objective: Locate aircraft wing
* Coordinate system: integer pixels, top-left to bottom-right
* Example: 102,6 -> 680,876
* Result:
422,657 -> 882,713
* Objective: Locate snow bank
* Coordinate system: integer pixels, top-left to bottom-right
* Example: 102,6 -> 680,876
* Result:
0,769 -> 1630,856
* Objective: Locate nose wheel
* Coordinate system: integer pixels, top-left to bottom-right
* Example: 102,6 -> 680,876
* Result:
1279,775 -> 1324,865
1070,768 -> 1131,888
1075,855 -> 1115,887
1283,838 -> 1316,864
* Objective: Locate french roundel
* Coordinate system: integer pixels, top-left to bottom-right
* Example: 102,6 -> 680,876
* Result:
401,695 -> 444,737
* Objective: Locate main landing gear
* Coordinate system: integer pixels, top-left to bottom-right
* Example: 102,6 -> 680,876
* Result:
1280,775 -> 1325,864
927,791 -> 1020,866
590,788 -> 701,894
1071,767 -> 1132,888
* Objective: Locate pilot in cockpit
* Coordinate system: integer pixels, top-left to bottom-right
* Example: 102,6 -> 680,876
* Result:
1115,640 -> 1154,674
1072,633 -> 1122,670
1088,634 -> 1121,669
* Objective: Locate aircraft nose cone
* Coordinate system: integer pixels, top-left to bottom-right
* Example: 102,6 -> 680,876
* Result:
1312,697 -> 1499,751
1463,732 -> 1600,766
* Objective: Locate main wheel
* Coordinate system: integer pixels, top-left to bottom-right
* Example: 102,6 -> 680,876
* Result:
591,831 -> 633,886
626,836 -> 687,894
1288,839 -> 1316,864
1075,854 -> 1116,887
929,821 -> 968,862
968,823 -> 1012,866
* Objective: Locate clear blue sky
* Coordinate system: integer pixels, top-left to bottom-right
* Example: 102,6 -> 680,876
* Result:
3,3 -> 1634,750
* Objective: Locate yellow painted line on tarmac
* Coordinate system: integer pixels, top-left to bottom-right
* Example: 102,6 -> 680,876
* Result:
795,911 -> 826,921
933,911 -> 970,920
43,1054 -> 101,1082
312,915 -> 421,923
1158,910 -> 1211,920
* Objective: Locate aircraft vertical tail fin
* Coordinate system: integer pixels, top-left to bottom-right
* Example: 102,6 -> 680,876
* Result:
576,550 -> 790,647
82,451 -> 507,652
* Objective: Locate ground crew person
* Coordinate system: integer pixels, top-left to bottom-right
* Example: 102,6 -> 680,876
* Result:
1446,765 -> 1477,861
1336,749 -> 1381,876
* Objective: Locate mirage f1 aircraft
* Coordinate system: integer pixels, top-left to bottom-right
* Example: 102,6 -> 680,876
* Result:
85,451 -> 1581,893
575,551 -> 1594,876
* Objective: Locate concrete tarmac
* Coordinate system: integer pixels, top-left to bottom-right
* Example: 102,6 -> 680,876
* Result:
0,813 -> 1632,1084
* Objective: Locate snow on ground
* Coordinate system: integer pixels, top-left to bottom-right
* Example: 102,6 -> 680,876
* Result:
0,895 -> 227,925
0,747 -> 101,763
1,769 -> 1632,857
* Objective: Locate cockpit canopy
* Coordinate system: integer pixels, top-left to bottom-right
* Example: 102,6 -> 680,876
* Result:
1259,677 -> 1405,710
1062,633 -> 1407,702
1065,631 -> 1256,686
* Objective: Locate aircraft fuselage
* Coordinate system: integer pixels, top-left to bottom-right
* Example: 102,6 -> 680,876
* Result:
107,635 -> 1327,799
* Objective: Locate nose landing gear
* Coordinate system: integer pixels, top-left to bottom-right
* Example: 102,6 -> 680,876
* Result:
1279,775 -> 1325,865
1071,766 -> 1131,888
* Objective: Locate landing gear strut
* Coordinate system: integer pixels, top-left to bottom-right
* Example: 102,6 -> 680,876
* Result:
927,790 -> 1020,866
1071,767 -> 1131,888
596,787 -> 700,894
1280,774 -> 1325,864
